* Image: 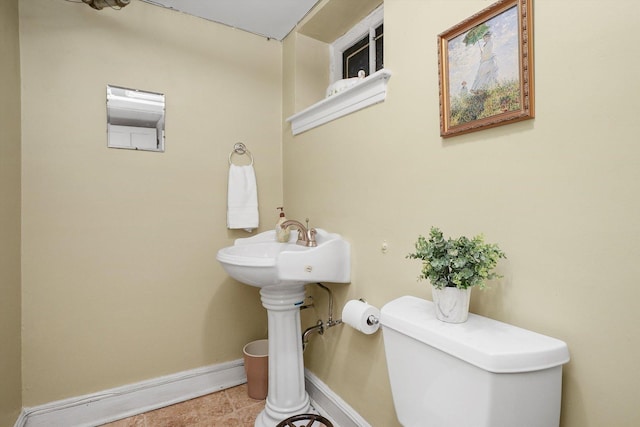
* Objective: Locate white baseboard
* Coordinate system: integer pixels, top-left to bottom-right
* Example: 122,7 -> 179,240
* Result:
14,361 -> 370,427
16,359 -> 246,427
305,369 -> 371,427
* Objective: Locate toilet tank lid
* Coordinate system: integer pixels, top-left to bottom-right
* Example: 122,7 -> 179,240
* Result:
380,296 -> 570,373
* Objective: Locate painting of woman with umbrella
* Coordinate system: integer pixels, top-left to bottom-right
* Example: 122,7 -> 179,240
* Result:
437,0 -> 534,137
469,28 -> 499,93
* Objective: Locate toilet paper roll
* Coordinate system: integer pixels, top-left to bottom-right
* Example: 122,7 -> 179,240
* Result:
341,300 -> 380,335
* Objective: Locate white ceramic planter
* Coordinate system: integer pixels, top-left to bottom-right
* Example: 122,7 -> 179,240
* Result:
431,286 -> 471,323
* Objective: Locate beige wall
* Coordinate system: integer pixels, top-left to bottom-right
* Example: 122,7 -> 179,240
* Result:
10,0 -> 640,425
285,1 -> 640,426
19,0 -> 282,406
0,0 -> 23,423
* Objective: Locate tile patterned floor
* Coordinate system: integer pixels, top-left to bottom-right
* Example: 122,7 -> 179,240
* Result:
100,384 -> 265,427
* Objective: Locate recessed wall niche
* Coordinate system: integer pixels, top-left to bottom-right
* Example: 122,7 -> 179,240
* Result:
106,85 -> 165,152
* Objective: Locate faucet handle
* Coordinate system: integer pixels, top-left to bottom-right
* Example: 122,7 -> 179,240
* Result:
307,227 -> 317,247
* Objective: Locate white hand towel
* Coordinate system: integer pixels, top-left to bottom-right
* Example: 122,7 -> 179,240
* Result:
227,164 -> 259,231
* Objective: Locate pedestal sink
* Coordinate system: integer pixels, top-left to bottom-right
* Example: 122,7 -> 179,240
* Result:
216,229 -> 350,426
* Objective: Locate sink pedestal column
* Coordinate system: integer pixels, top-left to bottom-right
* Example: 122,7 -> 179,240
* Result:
255,284 -> 310,427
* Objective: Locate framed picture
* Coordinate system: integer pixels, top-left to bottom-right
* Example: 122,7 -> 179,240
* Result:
438,0 -> 534,138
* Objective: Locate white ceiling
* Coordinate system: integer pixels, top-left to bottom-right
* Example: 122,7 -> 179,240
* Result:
140,0 -> 321,41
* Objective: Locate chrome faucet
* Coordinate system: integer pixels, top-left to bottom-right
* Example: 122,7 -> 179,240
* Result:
281,218 -> 317,247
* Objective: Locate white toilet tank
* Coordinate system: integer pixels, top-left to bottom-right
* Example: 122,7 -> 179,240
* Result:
380,296 -> 570,427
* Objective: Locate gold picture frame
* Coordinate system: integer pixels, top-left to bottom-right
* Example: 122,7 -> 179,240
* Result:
438,0 -> 534,138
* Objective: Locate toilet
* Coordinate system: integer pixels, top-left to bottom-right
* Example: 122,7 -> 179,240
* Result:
380,296 -> 570,427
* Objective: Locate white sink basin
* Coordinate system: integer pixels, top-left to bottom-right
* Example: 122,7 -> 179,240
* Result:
216,229 -> 350,288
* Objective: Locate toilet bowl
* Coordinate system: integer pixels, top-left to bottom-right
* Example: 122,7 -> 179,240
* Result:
380,296 -> 570,427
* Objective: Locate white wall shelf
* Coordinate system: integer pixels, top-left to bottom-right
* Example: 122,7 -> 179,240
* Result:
286,69 -> 392,136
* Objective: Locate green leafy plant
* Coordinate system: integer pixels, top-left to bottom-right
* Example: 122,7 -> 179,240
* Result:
407,227 -> 506,290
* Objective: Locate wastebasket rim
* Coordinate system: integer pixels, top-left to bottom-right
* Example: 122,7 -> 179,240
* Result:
243,339 -> 269,357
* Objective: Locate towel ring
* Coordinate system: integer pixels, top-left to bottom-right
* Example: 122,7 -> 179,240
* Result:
228,142 -> 254,166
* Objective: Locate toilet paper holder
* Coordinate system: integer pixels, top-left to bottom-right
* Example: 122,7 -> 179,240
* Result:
358,298 -> 380,326
302,290 -> 381,348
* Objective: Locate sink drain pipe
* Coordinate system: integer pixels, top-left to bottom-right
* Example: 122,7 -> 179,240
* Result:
301,283 -> 342,351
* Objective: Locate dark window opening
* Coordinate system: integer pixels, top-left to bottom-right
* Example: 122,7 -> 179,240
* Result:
375,24 -> 384,72
342,24 -> 383,79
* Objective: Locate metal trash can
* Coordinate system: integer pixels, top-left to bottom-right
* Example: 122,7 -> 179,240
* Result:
243,339 -> 268,400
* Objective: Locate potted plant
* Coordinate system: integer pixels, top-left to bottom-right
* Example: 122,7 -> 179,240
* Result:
407,227 -> 506,323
